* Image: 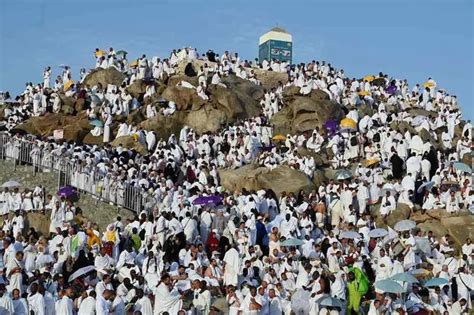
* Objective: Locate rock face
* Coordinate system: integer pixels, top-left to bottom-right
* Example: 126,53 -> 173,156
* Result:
111,136 -> 148,155
83,68 -> 126,88
219,164 -> 314,196
272,89 -> 345,135
16,113 -> 91,143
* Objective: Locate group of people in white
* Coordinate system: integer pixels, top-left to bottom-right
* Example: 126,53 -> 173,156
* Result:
0,44 -> 472,315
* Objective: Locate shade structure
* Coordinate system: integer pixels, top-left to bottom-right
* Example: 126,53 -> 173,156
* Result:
417,181 -> 436,193
375,279 -> 405,293
452,161 -> 471,173
394,219 -> 416,232
335,169 -> 352,180
57,186 -> 76,198
391,272 -> 419,284
316,295 -> 344,308
63,80 -> 74,91
424,277 -> 449,287
368,228 -> 388,238
192,195 -> 223,206
1,180 -> 21,188
272,134 -> 286,142
89,119 -> 104,127
68,265 -> 95,282
340,118 -> 357,129
280,238 -> 304,247
339,231 -> 361,239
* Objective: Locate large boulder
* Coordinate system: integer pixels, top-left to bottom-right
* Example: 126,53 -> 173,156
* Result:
272,90 -> 345,135
111,136 -> 148,155
219,164 -> 314,196
139,112 -> 188,140
161,86 -> 205,111
127,79 -> 148,99
16,113 -> 91,143
83,68 -> 126,88
372,203 -> 412,228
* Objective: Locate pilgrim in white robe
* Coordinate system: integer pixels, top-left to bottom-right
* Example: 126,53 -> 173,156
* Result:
135,296 -> 153,315
153,283 -> 182,315
56,296 -> 73,315
78,296 -> 96,315
223,248 -> 241,286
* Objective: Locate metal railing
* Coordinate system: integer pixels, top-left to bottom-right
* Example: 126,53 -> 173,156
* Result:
0,133 -> 158,214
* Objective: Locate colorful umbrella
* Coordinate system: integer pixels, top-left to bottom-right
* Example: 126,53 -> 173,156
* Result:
358,91 -> 370,96
129,60 -> 139,68
340,118 -> 357,129
272,134 -> 286,142
89,119 -> 104,127
339,231 -> 361,239
57,186 -> 76,198
452,161 -> 472,173
363,75 -> 375,82
364,159 -> 380,167
386,85 -> 397,95
1,180 -> 21,188
192,195 -> 223,206
375,279 -> 405,293
371,77 -> 386,87
394,219 -> 416,232
280,238 -> 304,247
391,272 -> 419,284
95,50 -> 107,57
324,120 -> 338,132
423,81 -> 435,88
368,228 -> 388,238
63,80 -> 75,92
424,278 -> 449,287
116,50 -> 128,57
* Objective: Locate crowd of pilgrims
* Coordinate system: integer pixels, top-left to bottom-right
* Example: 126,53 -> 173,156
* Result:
0,46 -> 472,315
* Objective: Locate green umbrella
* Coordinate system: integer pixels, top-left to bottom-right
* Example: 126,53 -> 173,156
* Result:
116,50 -> 127,56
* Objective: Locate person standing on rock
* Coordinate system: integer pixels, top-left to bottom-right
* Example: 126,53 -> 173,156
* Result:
103,112 -> 112,143
43,66 -> 51,89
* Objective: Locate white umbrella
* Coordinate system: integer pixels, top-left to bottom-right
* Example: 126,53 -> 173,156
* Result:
68,265 -> 96,282
368,228 -> 388,238
1,180 -> 21,188
316,295 -> 344,308
411,115 -> 427,126
291,289 -> 311,314
339,231 -> 361,239
417,181 -> 435,193
394,219 -> 416,232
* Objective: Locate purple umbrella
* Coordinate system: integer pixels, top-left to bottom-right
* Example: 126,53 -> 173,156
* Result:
193,195 -> 223,206
386,85 -> 397,95
57,186 -> 76,198
324,120 -> 338,132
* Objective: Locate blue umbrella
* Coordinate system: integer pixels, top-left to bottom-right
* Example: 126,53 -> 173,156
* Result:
375,279 -> 405,293
391,272 -> 419,284
280,238 -> 304,247
417,181 -> 436,193
57,186 -> 76,198
424,278 -> 449,287
89,119 -> 104,127
452,162 -> 472,173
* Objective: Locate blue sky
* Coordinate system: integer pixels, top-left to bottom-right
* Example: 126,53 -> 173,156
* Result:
1,0 -> 473,119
